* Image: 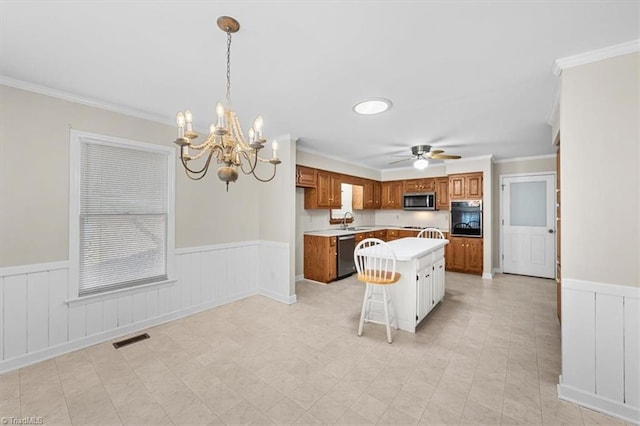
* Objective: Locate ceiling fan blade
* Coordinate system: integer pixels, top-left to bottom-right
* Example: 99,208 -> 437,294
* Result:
430,154 -> 461,160
428,150 -> 444,155
388,157 -> 412,165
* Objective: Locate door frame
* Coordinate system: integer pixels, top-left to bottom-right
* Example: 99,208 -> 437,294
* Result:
499,171 -> 557,275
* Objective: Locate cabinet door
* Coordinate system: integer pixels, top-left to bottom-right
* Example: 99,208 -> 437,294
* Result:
372,181 -> 382,209
449,175 -> 465,200
362,180 -> 376,209
381,181 -> 403,209
436,178 -> 449,210
374,230 -> 387,241
355,232 -> 365,243
386,229 -> 399,240
416,262 -> 434,323
448,238 -> 466,271
296,165 -> 317,188
404,180 -> 420,193
315,171 -> 332,208
466,174 -> 483,199
398,230 -> 418,238
465,238 -> 483,274
433,257 -> 445,302
421,178 -> 436,192
303,235 -> 337,283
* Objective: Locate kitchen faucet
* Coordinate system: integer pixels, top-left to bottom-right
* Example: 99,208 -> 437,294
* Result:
341,211 -> 354,229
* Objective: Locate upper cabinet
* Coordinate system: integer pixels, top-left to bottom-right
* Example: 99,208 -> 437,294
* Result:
449,172 -> 483,200
295,165 -> 317,188
381,181 -> 404,209
435,177 -> 449,210
361,179 -> 380,209
404,178 -> 435,193
304,170 -> 341,209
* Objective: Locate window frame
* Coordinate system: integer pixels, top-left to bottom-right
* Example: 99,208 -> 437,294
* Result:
68,129 -> 175,303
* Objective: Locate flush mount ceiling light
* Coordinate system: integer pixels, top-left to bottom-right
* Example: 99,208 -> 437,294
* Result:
174,16 -> 280,191
352,98 -> 392,115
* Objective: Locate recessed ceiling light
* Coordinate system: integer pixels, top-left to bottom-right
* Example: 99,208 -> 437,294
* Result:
353,98 -> 392,115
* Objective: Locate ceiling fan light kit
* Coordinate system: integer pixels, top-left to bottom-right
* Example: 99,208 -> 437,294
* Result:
352,97 -> 392,115
389,144 -> 462,168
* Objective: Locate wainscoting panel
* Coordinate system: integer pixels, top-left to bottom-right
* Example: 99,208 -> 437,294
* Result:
0,240 -> 292,373
559,279 -> 640,423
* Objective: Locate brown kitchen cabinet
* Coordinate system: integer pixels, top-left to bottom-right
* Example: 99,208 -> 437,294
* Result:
361,179 -> 380,209
435,177 -> 449,210
381,181 -> 404,209
304,170 -> 342,209
447,237 -> 483,275
398,230 -> 419,238
295,165 -> 317,188
404,178 -> 435,193
303,235 -> 337,283
386,229 -> 400,241
374,230 -> 387,241
449,172 -> 483,200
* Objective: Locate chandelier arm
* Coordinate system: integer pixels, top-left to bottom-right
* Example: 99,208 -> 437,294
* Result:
180,147 -> 215,176
249,164 -> 278,183
238,150 -> 259,175
189,134 -> 216,151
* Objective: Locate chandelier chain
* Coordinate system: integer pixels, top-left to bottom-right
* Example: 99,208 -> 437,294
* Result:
226,30 -> 232,104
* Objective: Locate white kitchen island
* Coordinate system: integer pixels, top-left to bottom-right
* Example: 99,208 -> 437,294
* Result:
358,237 -> 449,333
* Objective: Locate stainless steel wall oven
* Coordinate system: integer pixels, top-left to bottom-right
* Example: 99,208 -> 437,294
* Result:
450,200 -> 482,237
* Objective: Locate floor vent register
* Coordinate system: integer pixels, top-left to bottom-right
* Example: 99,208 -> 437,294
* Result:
112,333 -> 150,349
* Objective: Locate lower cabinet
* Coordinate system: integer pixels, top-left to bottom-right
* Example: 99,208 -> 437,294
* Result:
447,237 -> 483,275
303,235 -> 337,283
415,250 -> 446,325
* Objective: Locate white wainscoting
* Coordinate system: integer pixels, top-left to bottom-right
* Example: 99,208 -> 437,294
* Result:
0,240 -> 292,373
559,279 -> 640,424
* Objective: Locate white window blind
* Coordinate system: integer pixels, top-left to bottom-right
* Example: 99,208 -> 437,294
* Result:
79,140 -> 168,296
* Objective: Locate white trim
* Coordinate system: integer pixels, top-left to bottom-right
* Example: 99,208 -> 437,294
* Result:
0,261 -> 69,278
68,129 -> 176,300
553,40 -> 640,76
0,288 -> 258,374
175,240 -> 260,255
0,76 -> 173,126
492,267 -> 502,275
563,278 -> 640,299
499,172 -> 557,277
65,279 -> 177,307
259,289 -> 298,305
493,154 -> 556,164
295,274 -> 304,282
558,379 -> 639,425
482,272 -> 494,280
296,145 -> 381,173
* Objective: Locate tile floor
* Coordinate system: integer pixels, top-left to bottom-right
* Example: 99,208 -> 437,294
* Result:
0,272 -> 630,425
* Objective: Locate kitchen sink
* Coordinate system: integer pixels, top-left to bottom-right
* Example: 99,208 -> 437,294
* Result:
343,226 -> 372,231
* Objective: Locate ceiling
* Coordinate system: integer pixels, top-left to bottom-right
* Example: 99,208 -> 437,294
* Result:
1,1 -> 638,170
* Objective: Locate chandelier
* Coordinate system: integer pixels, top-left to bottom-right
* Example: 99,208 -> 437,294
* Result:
174,16 -> 280,191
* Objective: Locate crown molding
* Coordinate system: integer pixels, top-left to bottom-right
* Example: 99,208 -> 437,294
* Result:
493,153 -> 556,164
552,39 -> 640,77
0,76 -> 173,127
296,144 -> 382,173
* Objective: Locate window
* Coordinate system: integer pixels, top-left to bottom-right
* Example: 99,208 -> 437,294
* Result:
70,130 -> 175,298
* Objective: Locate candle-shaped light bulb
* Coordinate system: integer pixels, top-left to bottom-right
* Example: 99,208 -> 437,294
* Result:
176,112 -> 185,138
253,116 -> 264,140
184,109 -> 193,132
215,102 -> 225,128
248,128 -> 255,143
271,140 -> 278,158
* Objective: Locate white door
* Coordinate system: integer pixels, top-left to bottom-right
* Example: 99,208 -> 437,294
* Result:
502,174 -> 556,278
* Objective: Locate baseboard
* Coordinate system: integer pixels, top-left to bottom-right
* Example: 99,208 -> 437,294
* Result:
260,288 -> 297,305
0,289 -> 258,373
558,379 -> 639,424
295,274 -> 304,282
482,271 -> 495,280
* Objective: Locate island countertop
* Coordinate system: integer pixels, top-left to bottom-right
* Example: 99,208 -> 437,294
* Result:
304,226 -> 449,238
359,237 -> 448,261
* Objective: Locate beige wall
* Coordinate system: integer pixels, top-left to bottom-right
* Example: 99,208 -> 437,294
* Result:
560,52 -> 639,287
491,156 -> 557,268
0,85 -> 261,267
297,149 -> 381,181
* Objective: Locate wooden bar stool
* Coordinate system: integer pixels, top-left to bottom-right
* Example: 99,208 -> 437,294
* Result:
354,238 -> 401,343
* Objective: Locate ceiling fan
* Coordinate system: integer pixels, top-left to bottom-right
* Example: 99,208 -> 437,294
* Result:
389,144 -> 462,169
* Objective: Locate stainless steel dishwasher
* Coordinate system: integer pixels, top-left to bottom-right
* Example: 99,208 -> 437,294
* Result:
337,234 -> 356,279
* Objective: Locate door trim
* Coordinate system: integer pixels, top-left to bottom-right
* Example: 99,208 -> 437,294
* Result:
499,172 -> 557,275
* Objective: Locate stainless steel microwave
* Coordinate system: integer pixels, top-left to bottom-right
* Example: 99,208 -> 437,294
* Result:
403,192 -> 436,211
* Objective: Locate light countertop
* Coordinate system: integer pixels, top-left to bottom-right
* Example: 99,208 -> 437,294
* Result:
385,237 -> 448,261
304,226 -> 448,238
